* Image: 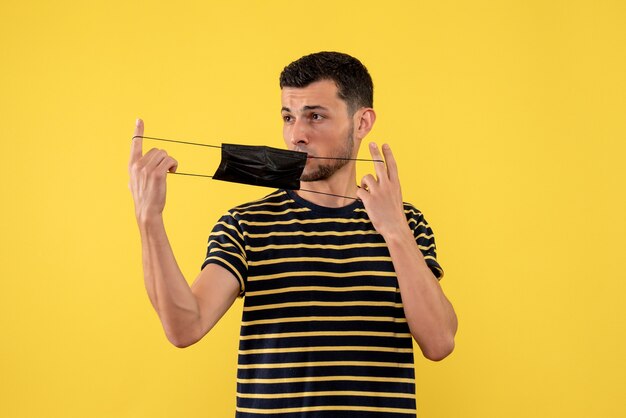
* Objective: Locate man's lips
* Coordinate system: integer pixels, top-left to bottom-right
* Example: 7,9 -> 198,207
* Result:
292,147 -> 314,158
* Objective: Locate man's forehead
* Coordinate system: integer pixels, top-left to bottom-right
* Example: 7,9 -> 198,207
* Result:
281,79 -> 343,111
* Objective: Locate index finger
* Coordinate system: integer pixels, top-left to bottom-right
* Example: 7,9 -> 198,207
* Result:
129,118 -> 144,170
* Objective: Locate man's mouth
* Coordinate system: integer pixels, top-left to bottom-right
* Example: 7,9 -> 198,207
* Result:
293,147 -> 314,158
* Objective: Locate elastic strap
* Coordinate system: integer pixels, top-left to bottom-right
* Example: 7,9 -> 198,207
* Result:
132,135 -> 383,200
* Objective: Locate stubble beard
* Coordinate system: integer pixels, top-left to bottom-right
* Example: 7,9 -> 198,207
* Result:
300,130 -> 354,182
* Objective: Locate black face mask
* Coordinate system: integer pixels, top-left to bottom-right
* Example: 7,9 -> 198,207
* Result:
212,143 -> 307,190
134,135 -> 381,199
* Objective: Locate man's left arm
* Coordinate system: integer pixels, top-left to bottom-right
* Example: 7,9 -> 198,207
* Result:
357,142 -> 458,361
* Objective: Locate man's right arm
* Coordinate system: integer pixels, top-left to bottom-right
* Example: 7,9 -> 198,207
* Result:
129,119 -> 240,348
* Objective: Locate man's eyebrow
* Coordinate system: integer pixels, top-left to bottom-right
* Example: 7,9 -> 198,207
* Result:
303,105 -> 328,111
281,105 -> 329,113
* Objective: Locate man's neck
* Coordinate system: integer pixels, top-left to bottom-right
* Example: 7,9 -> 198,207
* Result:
295,166 -> 359,208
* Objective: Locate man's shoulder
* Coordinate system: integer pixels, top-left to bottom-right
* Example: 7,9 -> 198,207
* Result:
224,189 -> 294,217
401,201 -> 424,218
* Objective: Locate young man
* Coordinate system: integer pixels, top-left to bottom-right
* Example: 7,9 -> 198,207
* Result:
129,52 -> 457,417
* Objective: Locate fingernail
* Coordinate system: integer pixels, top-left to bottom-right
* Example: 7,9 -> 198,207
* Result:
136,118 -> 141,126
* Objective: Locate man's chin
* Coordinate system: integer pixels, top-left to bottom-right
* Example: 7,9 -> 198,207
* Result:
300,175 -> 323,183
300,169 -> 330,183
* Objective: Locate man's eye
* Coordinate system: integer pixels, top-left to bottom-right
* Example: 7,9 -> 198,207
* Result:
282,115 -> 292,122
312,113 -> 324,120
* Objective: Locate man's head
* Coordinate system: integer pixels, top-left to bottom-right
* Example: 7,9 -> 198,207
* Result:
279,51 -> 373,116
280,52 -> 376,183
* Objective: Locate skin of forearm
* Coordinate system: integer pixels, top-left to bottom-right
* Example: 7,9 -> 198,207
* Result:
139,214 -> 202,347
383,224 -> 458,361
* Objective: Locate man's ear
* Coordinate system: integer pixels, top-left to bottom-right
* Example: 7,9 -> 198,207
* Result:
354,108 -> 376,140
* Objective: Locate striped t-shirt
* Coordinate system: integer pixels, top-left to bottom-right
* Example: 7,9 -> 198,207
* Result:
202,189 -> 443,417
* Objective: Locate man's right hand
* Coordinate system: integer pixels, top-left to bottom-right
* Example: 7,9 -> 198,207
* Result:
128,119 -> 178,223
127,119 -> 240,348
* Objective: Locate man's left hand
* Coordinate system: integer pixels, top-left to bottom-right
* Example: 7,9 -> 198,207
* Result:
357,143 -> 410,238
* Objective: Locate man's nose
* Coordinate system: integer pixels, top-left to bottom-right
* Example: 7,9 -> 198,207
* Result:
289,118 -> 309,146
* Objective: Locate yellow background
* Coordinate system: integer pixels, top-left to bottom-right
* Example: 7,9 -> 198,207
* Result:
1,1 -> 624,417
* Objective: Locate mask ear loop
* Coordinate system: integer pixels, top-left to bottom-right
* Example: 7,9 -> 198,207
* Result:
132,135 -> 383,200
133,135 -> 220,179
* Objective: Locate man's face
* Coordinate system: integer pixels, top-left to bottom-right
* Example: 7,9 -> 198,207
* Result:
281,79 -> 355,182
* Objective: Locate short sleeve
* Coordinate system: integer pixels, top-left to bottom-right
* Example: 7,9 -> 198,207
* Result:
404,204 -> 444,280
201,211 -> 248,296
